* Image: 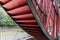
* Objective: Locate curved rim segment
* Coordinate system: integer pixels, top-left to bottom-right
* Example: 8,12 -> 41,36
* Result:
26,0 -> 55,40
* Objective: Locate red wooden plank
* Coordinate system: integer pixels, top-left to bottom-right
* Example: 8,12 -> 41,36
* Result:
20,24 -> 38,27
12,14 -> 33,19
16,20 -> 36,23
3,0 -> 26,10
0,0 -> 10,3
8,5 -> 30,15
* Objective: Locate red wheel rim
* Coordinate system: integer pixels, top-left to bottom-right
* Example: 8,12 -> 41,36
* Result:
27,0 -> 59,39
1,0 -> 60,40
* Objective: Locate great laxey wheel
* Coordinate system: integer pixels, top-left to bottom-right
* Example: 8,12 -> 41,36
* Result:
0,0 -> 60,40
